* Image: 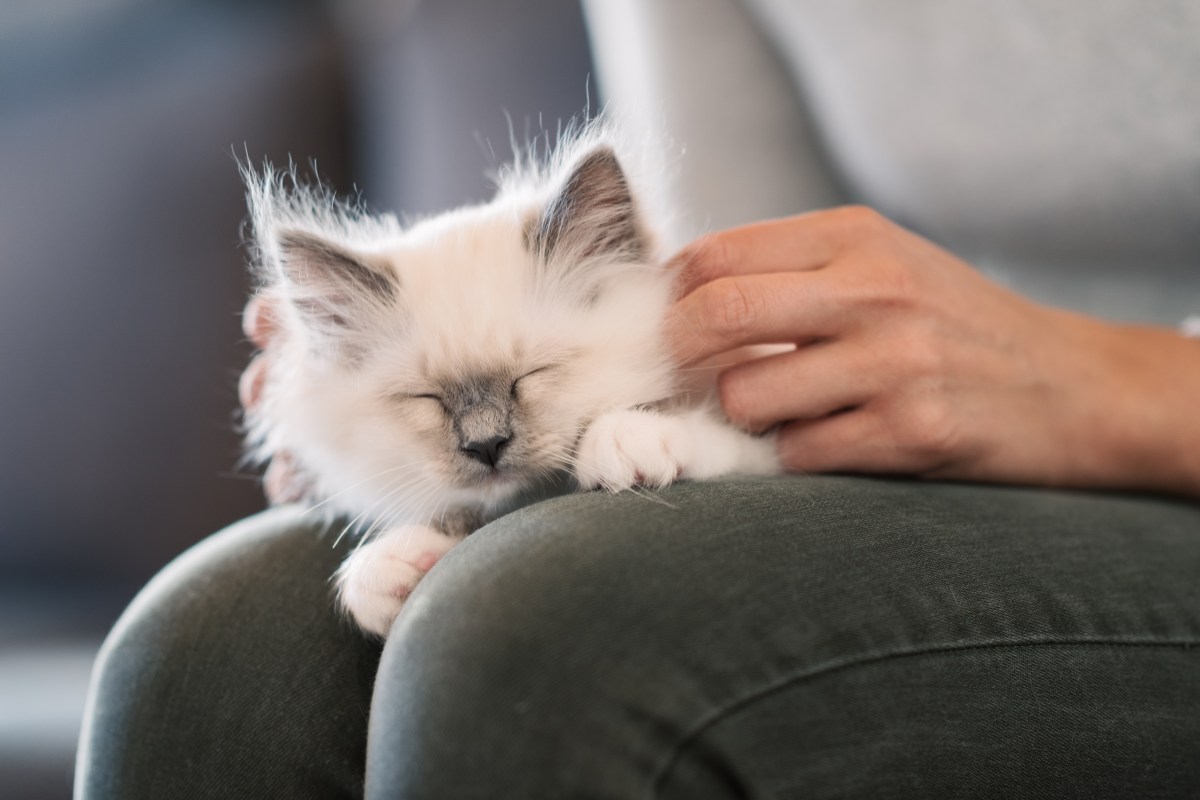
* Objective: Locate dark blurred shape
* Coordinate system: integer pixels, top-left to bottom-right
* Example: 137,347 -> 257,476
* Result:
0,4 -> 346,588
0,0 -> 593,797
0,1 -> 348,796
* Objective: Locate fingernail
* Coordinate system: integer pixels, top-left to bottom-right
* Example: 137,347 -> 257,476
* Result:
238,355 -> 268,410
243,295 -> 279,347
264,457 -> 306,504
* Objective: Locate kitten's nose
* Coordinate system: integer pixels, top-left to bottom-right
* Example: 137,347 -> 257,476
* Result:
460,435 -> 509,467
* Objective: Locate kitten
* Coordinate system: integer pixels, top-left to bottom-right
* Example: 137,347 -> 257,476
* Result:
242,129 -> 780,636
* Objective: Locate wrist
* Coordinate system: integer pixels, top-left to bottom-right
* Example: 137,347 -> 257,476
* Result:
1065,313 -> 1200,497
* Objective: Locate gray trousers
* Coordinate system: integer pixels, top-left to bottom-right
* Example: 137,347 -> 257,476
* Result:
76,477 -> 1200,798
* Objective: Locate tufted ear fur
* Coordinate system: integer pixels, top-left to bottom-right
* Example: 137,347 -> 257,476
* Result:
528,146 -> 648,268
272,230 -> 398,338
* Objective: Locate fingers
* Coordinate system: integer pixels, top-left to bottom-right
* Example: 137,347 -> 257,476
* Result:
243,356 -> 309,505
242,293 -> 306,504
239,354 -> 269,411
667,271 -> 840,364
241,293 -> 285,413
718,343 -> 879,431
666,208 -> 898,364
243,293 -> 282,349
776,395 -> 966,477
670,206 -> 885,296
264,453 -> 311,505
775,411 -> 901,474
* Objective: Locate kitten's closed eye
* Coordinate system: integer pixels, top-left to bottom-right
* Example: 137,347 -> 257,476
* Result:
392,366 -> 554,408
391,392 -> 449,413
511,365 -> 555,397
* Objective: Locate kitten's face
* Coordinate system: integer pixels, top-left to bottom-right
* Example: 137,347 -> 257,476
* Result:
249,145 -> 674,521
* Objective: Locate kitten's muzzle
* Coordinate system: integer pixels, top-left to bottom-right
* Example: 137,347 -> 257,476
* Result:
460,435 -> 510,468
452,398 -> 513,469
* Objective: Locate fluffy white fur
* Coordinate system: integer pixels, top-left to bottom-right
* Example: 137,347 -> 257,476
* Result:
243,126 -> 780,636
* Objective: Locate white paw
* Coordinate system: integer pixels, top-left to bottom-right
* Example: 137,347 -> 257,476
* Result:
335,525 -> 462,637
574,409 -> 690,492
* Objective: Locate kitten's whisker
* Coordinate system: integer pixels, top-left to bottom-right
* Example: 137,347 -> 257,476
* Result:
628,486 -> 679,509
323,466 -> 434,543
361,478 -> 445,548
305,460 -> 430,516
334,476 -> 418,548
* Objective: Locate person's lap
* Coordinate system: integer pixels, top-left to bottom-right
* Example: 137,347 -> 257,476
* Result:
77,476 -> 1200,799
74,504 -> 376,798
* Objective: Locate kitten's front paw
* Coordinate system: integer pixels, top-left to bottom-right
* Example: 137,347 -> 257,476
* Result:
335,525 -> 461,637
575,409 -> 690,492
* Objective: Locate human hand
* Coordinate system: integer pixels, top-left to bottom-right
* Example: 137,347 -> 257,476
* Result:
239,294 -> 311,504
667,206 -> 1200,495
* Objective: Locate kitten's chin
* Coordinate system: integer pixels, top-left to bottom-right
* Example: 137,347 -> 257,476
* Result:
458,470 -> 527,504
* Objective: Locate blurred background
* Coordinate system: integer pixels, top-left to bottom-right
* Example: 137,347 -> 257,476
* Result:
0,0 -> 593,796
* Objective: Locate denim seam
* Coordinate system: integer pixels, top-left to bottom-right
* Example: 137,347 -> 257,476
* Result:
648,635 -> 1200,796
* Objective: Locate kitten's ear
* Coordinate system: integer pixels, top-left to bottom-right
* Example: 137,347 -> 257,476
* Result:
530,146 -> 648,265
273,229 -> 398,333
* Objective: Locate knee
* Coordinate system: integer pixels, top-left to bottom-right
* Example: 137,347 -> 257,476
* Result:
93,508 -> 347,668
77,509 -> 368,795
367,491 -> 703,797
389,487 -> 707,673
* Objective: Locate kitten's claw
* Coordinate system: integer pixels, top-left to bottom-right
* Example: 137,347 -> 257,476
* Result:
575,409 -> 689,492
336,525 -> 461,636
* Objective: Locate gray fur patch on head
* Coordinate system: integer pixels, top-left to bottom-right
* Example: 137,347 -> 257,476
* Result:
271,230 -> 400,358
527,146 -> 647,267
242,162 -> 404,360
278,231 -> 397,303
441,373 -> 515,454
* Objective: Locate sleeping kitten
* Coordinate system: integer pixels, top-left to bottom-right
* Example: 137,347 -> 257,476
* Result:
242,130 -> 780,636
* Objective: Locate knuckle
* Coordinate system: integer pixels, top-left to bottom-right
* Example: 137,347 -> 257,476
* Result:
839,204 -> 887,235
845,254 -> 919,313
873,254 -> 918,299
893,396 -> 960,463
704,279 -> 765,342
